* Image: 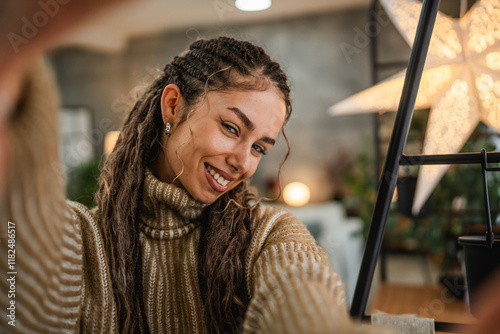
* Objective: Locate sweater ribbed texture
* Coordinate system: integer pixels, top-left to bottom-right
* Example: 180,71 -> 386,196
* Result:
1,60 -> 83,333
0,61 -> 393,334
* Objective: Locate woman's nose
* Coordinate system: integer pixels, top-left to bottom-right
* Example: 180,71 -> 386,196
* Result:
226,146 -> 252,175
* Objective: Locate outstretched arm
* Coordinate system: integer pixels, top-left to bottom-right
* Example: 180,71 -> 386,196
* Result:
243,205 -> 393,334
0,61 -> 84,332
0,0 -> 136,194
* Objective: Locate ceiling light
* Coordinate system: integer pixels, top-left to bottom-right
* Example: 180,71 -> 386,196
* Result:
235,0 -> 271,12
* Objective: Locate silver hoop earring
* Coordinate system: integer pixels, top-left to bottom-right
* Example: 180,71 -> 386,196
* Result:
165,122 -> 171,135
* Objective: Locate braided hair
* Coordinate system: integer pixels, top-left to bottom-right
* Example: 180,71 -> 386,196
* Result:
95,36 -> 292,333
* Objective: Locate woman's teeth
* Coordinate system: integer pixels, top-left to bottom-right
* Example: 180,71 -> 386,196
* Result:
207,165 -> 230,186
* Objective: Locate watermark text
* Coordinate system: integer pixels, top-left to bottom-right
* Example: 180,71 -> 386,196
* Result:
6,221 -> 17,326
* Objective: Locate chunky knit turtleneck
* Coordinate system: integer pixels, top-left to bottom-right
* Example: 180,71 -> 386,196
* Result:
138,170 -> 208,333
0,61 -> 393,334
140,170 -> 207,238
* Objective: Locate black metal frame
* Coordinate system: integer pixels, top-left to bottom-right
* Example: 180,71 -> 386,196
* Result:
347,0 -> 500,331
351,0 -> 443,319
368,0 -> 387,283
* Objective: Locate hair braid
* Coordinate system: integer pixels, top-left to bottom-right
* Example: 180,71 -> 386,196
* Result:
201,43 -> 250,75
96,36 -> 292,334
189,49 -> 219,74
172,56 -> 207,83
221,39 -> 259,64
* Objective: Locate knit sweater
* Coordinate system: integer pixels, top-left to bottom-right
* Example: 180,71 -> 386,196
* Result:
0,61 -> 391,333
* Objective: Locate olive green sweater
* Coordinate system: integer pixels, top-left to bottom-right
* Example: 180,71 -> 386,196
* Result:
0,61 -> 390,333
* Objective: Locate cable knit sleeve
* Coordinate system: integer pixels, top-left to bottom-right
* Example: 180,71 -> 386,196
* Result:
243,205 -> 392,334
0,60 -> 84,333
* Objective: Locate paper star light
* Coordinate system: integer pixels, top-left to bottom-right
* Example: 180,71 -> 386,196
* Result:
329,0 -> 500,214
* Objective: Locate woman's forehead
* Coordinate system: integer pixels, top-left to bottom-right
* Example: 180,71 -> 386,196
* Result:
208,89 -> 286,121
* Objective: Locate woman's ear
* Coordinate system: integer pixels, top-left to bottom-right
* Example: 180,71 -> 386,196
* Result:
160,84 -> 182,125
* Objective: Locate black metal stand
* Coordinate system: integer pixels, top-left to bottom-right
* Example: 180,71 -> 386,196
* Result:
367,0 -> 423,282
368,0 -> 387,283
350,0 -> 500,332
350,0 -> 442,320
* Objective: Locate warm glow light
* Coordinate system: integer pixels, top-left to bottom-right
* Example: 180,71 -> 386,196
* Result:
486,52 -> 500,70
104,131 -> 120,155
376,0 -> 463,62
329,0 -> 500,214
329,65 -> 456,115
466,1 -> 500,55
283,182 -> 311,207
235,0 -> 271,11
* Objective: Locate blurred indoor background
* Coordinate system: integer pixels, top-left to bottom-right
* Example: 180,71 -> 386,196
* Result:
50,0 -> 498,321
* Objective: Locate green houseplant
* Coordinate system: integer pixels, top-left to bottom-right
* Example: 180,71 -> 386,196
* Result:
336,123 -> 500,264
66,159 -> 101,208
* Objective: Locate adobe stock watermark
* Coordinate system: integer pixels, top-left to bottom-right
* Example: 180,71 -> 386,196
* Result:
50,115 -> 115,182
417,282 -> 466,319
50,64 -> 162,179
6,221 -> 17,327
185,28 -> 202,42
339,8 -> 391,64
7,0 -> 71,54
111,65 -> 161,116
212,0 -> 237,21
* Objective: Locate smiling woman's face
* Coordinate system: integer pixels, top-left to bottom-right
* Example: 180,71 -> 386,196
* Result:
153,86 -> 286,204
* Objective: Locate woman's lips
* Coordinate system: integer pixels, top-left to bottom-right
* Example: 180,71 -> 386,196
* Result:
205,164 -> 231,192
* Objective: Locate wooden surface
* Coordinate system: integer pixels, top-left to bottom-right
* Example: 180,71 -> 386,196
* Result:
370,283 -> 477,333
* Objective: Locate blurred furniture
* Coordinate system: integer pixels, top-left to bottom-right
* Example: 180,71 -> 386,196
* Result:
370,283 -> 476,333
282,201 -> 364,308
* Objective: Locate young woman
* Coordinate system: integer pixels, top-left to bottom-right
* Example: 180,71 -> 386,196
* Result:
1,37 -> 391,333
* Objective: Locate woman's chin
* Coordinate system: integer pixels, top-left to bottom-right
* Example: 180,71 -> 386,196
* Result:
189,189 -> 220,205
188,181 -> 241,204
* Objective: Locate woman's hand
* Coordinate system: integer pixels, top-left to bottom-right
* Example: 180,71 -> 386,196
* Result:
462,270 -> 500,334
0,0 -> 136,196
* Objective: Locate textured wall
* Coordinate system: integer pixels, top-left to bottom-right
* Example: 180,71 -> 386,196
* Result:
50,7 -> 410,202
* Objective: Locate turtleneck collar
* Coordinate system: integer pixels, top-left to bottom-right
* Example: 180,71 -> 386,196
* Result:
140,170 -> 208,239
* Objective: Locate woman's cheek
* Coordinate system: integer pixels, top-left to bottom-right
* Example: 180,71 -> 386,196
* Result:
206,132 -> 232,153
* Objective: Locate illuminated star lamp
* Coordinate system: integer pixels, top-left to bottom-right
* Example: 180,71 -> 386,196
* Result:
329,0 -> 500,215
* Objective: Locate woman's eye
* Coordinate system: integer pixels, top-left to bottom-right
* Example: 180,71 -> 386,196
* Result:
222,122 -> 238,135
252,144 -> 267,155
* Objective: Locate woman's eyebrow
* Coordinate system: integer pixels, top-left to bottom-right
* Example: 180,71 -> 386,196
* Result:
228,107 -> 255,131
262,137 -> 275,145
227,106 -> 276,146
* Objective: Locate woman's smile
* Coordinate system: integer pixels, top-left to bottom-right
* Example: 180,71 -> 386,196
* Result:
153,88 -> 286,204
205,163 -> 232,192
